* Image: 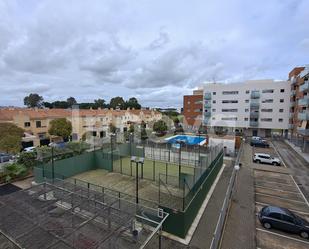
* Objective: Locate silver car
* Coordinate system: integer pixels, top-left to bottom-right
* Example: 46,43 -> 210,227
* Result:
253,153 -> 281,166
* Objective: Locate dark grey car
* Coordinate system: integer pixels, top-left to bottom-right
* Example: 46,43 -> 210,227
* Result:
0,153 -> 12,163
259,205 -> 309,239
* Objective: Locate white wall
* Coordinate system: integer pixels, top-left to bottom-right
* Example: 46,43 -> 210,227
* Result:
201,80 -> 291,130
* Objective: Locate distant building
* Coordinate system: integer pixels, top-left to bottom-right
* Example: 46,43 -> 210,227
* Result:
289,65 -> 309,151
0,108 -> 162,147
183,93 -> 203,130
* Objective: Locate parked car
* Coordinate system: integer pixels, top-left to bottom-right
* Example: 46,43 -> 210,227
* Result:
23,146 -> 36,153
258,205 -> 309,239
250,138 -> 269,148
253,153 -> 281,166
0,153 -> 13,163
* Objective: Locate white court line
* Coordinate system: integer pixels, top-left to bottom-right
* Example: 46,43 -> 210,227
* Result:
256,228 -> 309,245
255,185 -> 299,194
271,141 -> 309,208
255,201 -> 309,216
255,192 -> 306,204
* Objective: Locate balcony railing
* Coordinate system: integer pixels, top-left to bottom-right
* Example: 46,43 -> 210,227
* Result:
289,112 -> 294,119
299,81 -> 309,92
250,112 -> 259,118
204,102 -> 211,108
204,92 -> 211,100
290,90 -> 296,96
249,120 -> 258,127
204,112 -> 211,117
250,99 -> 260,108
297,127 -> 309,136
288,124 -> 294,129
250,91 -> 260,99
298,96 -> 309,106
298,112 -> 309,121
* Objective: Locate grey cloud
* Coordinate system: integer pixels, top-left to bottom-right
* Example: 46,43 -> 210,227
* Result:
148,31 -> 170,50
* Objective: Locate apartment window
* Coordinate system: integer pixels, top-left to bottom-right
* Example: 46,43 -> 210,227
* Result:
245,108 -> 249,112
245,99 -> 249,103
36,121 -> 42,128
213,92 -> 216,95
212,109 -> 216,112
261,109 -> 273,112
260,118 -> 272,122
222,109 -> 238,112
24,122 -> 31,127
279,118 -> 283,122
212,117 -> 216,120
213,100 -> 216,103
187,101 -> 190,104
262,89 -> 274,93
279,109 -> 284,112
244,118 -> 248,121
222,91 -> 239,95
222,100 -> 238,104
194,109 -> 201,112
245,90 -> 250,94
221,117 -> 237,121
262,99 -> 273,103
280,89 -> 285,93
280,99 -> 284,103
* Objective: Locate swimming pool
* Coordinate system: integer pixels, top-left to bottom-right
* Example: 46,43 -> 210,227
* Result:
165,135 -> 206,146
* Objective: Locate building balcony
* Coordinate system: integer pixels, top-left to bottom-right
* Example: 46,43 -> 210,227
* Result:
204,92 -> 211,100
250,91 -> 260,99
298,112 -> 309,121
204,112 -> 211,117
299,81 -> 309,92
297,127 -> 309,136
204,102 -> 211,108
250,120 -> 258,127
289,112 -> 294,119
288,124 -> 294,129
300,68 -> 309,78
290,90 -> 296,96
250,112 -> 259,118
298,96 -> 309,106
250,100 -> 260,108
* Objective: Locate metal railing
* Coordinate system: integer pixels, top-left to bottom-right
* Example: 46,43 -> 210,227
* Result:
209,141 -> 244,249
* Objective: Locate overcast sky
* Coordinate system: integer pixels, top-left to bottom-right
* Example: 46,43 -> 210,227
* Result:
0,0 -> 308,108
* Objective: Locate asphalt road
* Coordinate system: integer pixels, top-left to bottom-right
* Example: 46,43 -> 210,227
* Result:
272,140 -> 309,202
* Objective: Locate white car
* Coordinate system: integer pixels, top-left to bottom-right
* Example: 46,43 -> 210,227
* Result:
23,146 -> 36,153
253,153 -> 281,166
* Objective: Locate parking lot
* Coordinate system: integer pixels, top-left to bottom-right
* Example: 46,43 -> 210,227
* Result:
252,143 -> 309,249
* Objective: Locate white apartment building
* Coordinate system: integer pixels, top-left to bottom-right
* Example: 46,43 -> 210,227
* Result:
199,79 -> 291,137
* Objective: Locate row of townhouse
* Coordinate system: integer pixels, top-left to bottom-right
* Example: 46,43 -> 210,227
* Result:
0,107 -> 162,147
183,65 -> 309,152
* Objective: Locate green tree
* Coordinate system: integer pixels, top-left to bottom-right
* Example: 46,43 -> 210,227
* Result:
52,101 -> 69,109
153,120 -> 168,135
125,97 -> 141,109
110,97 -> 125,109
48,118 -> 72,140
17,152 -> 37,169
0,123 -> 24,154
94,98 -> 106,109
109,123 -> 117,133
67,97 -> 77,107
0,135 -> 22,154
129,124 -> 135,133
24,93 -> 43,108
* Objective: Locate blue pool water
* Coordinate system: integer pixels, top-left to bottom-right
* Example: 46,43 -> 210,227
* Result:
165,135 -> 206,145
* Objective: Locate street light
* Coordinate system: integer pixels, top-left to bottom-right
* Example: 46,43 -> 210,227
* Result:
131,156 -> 144,204
110,133 -> 116,171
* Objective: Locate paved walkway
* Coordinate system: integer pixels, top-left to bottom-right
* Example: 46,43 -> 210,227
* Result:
189,162 -> 233,249
220,143 -> 256,249
285,139 -> 309,163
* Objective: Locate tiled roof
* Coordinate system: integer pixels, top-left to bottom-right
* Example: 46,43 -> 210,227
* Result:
0,108 -> 160,121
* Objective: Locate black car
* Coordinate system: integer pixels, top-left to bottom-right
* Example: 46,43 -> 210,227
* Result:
250,139 -> 269,148
259,205 -> 309,239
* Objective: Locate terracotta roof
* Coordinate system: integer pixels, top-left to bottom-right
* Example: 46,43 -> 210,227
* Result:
0,108 -> 160,121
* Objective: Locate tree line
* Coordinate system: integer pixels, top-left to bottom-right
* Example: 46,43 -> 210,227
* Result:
23,93 -> 142,110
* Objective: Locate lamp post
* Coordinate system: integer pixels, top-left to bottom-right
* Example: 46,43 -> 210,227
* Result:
110,133 -> 116,171
131,156 -> 144,204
